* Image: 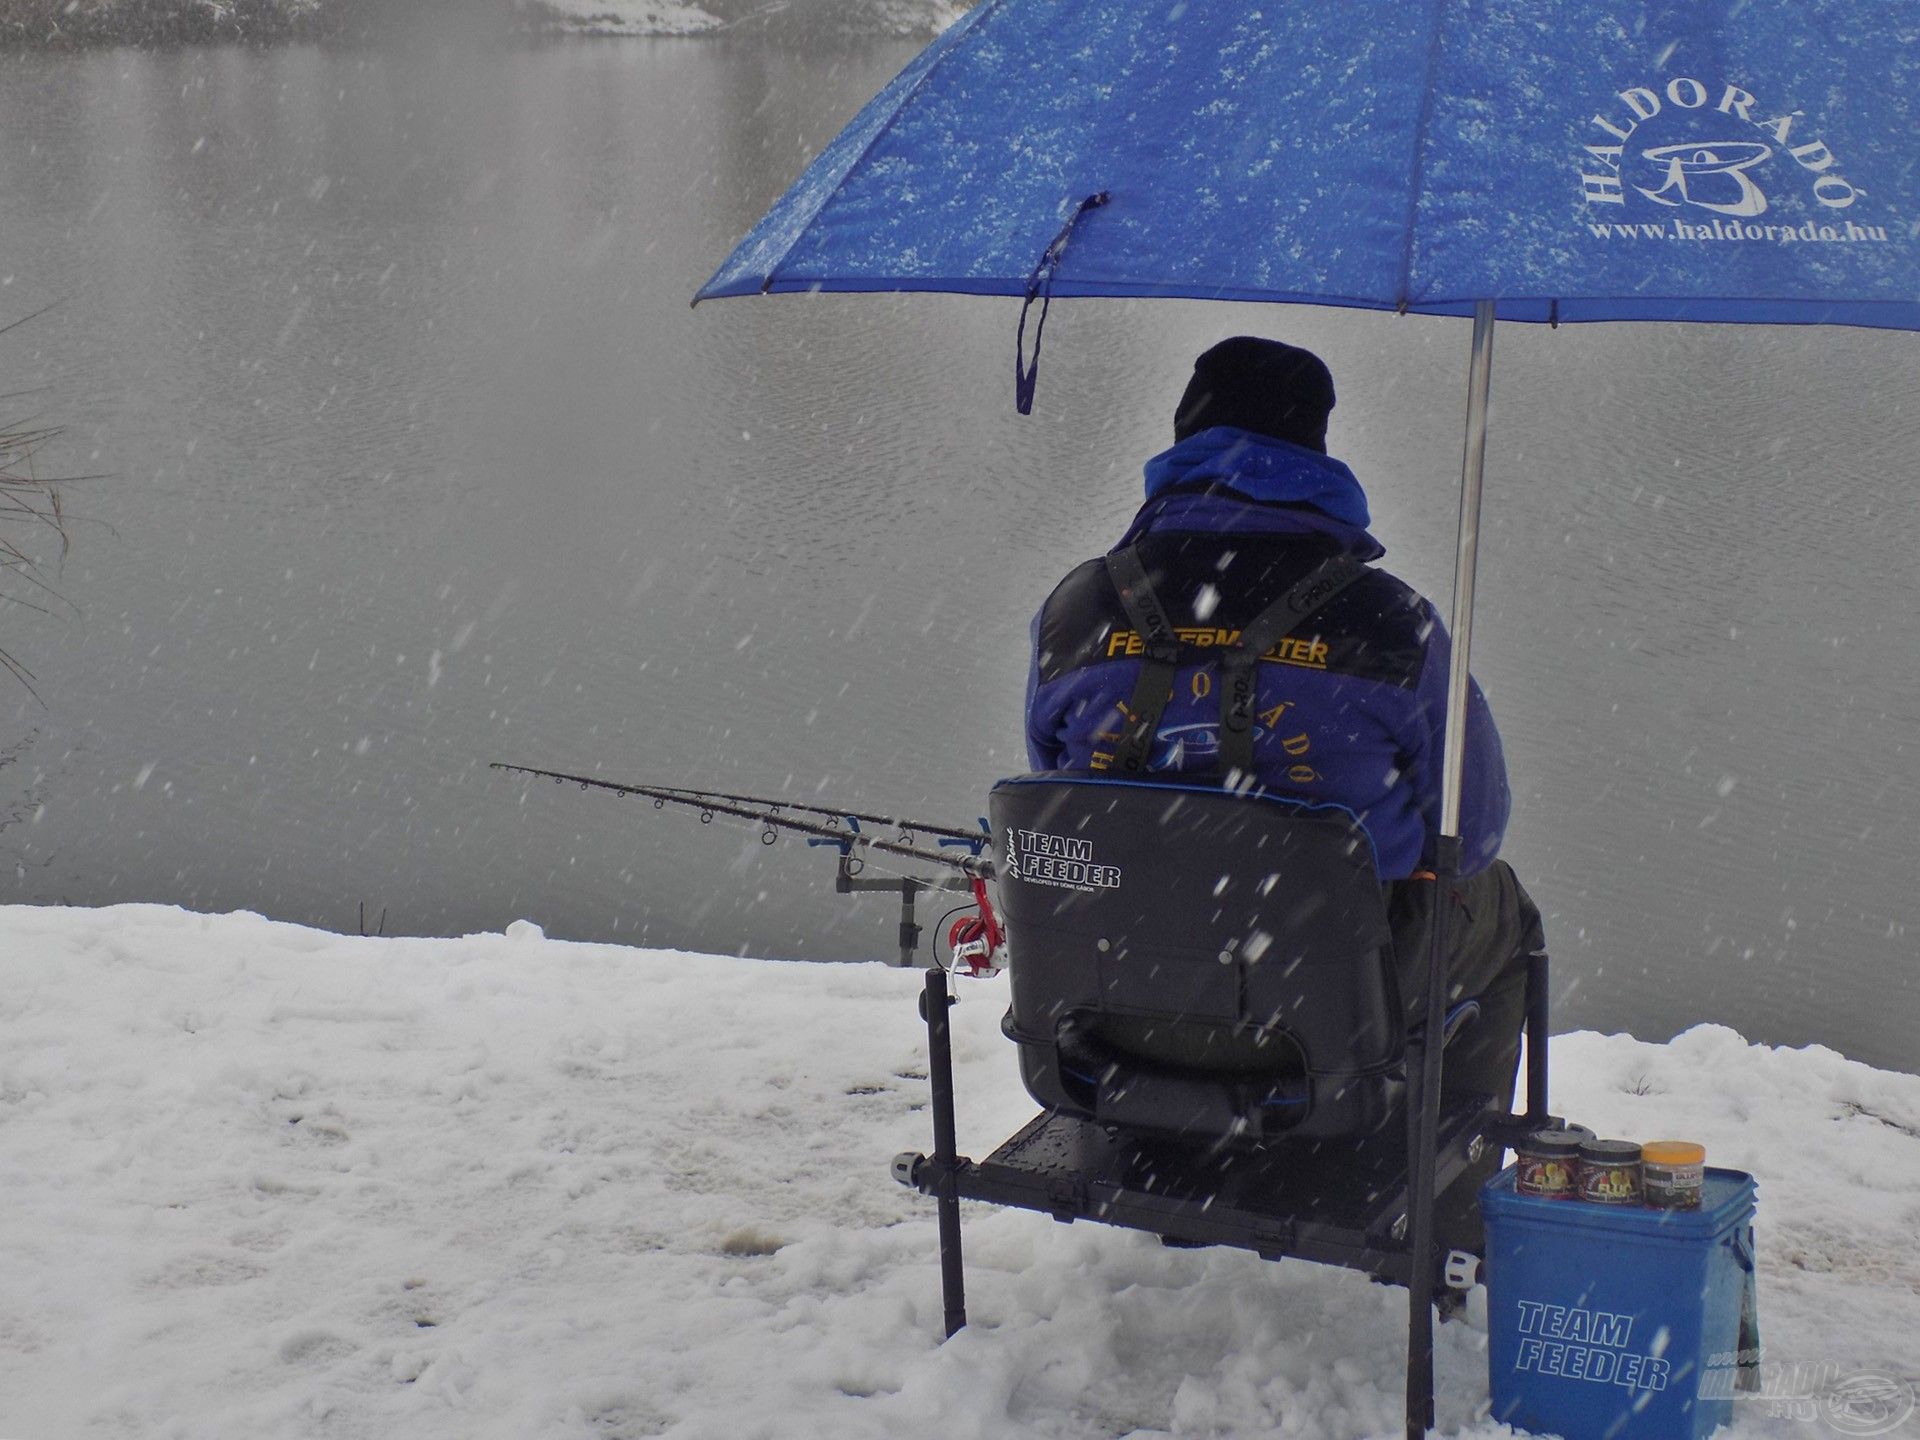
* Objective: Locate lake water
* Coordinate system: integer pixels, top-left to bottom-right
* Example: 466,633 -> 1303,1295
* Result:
1,35 -> 1915,1071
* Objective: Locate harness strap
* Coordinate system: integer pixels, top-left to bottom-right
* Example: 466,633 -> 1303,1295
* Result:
1101,544 -> 1373,780
1102,547 -> 1184,775
1216,552 -> 1372,780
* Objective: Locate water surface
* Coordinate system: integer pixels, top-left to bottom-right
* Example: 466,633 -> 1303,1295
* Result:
0,37 -> 1915,1070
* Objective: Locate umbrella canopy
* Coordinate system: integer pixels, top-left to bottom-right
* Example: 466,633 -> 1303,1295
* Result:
698,0 -> 1920,327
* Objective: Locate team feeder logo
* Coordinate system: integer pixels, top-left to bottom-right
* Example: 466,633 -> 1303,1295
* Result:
1577,76 -> 1891,246
1002,828 -> 1122,893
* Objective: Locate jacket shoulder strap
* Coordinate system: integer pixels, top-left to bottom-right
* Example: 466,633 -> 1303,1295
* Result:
1216,553 -> 1373,781
1101,546 -> 1183,775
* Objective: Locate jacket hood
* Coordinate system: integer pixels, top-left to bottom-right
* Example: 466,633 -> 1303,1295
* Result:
1126,426 -> 1385,559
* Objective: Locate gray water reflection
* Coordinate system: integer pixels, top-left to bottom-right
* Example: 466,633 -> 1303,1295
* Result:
0,39 -> 1914,1071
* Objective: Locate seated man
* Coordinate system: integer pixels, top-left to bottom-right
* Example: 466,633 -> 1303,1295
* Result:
1024,335 -> 1546,1251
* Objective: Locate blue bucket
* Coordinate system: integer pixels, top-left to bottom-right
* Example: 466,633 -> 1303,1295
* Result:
1482,1166 -> 1759,1440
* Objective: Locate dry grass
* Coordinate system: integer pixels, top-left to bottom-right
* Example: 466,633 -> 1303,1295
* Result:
0,309 -> 74,699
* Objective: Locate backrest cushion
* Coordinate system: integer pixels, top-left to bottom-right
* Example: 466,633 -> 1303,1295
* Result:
993,775 -> 1402,1077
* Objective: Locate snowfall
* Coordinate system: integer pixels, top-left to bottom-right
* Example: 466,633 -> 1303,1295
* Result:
0,904 -> 1915,1440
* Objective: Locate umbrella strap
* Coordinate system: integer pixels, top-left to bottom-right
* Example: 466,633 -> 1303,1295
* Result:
1015,191 -> 1109,415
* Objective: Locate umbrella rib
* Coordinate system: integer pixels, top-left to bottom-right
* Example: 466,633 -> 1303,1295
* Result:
1396,0 -> 1453,312
759,0 -> 1010,296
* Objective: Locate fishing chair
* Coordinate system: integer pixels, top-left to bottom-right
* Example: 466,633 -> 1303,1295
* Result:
894,774 -> 1553,1438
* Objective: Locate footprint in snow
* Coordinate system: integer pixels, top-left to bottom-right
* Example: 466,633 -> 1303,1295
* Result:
277,1327 -> 359,1365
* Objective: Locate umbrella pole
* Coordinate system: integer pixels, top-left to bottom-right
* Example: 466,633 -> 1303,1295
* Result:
1438,305 -> 1497,842
1405,298 -> 1497,1440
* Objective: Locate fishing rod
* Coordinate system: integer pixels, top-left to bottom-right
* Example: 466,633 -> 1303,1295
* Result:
494,761 -> 1005,973
636,781 -> 985,845
491,763 -> 995,878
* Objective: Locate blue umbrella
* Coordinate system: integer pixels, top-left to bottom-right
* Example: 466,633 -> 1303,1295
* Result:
699,0 -> 1920,326
695,5 -> 1919,1434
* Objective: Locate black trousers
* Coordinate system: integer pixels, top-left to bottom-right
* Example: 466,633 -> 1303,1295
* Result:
1387,859 -> 1548,1253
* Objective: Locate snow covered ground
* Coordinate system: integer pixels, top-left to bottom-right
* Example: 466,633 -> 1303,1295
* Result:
0,903 -> 1914,1439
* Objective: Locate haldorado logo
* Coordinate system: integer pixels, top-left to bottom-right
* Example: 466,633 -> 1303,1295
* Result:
1578,77 -> 1891,246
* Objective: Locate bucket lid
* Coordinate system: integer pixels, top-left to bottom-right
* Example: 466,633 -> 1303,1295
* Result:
1643,1140 -> 1707,1166
1483,1166 -> 1756,1240
1578,1138 -> 1642,1164
1518,1129 -> 1585,1158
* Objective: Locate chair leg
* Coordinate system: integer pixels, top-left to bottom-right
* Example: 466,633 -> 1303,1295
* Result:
1404,1040 -> 1441,1438
923,968 -> 968,1338
1404,846 -> 1459,1440
1524,950 -> 1550,1122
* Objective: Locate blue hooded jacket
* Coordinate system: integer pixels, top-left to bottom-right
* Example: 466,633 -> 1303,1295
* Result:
1024,427 -> 1510,879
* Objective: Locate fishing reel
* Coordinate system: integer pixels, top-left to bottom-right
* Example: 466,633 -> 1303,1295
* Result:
939,876 -> 1007,980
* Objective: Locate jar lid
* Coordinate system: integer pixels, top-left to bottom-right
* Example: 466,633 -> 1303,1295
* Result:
1642,1140 -> 1706,1165
1520,1128 -> 1586,1156
1578,1138 -> 1643,1163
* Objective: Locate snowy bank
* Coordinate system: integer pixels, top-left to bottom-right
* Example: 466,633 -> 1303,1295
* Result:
514,0 -> 723,38
0,903 -> 1913,1439
512,0 -> 969,38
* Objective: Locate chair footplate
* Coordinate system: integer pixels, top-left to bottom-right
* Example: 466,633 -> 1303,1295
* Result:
912,1097 -> 1493,1285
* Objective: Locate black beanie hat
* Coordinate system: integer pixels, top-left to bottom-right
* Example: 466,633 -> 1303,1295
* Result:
1173,336 -> 1336,452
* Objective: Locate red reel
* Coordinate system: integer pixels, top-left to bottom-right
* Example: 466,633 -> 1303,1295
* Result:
945,879 -> 1005,978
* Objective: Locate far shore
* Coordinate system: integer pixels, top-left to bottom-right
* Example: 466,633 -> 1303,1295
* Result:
0,0 -> 955,49
2,0 -> 391,49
